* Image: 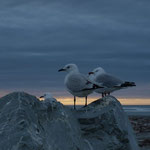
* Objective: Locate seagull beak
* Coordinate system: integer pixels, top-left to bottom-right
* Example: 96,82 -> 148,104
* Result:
58,68 -> 66,72
88,72 -> 94,75
40,95 -> 44,98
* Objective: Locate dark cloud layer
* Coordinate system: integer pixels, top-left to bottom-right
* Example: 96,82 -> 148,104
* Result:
0,0 -> 150,99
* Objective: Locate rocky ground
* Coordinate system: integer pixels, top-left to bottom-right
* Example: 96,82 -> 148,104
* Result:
129,116 -> 150,150
0,92 -> 140,150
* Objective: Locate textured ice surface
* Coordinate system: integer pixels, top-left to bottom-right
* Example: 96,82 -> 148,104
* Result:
0,92 -> 139,150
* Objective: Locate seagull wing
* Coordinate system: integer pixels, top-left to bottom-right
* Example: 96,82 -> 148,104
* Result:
95,73 -> 123,88
66,73 -> 93,92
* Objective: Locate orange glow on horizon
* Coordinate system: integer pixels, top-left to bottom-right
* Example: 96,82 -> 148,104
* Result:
0,91 -> 149,105
56,96 -> 150,105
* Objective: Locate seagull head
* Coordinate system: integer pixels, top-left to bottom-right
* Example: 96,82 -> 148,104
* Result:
58,64 -> 79,73
89,67 -> 105,76
40,92 -> 53,99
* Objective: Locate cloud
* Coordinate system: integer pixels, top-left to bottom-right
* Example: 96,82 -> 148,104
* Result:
0,0 -> 150,98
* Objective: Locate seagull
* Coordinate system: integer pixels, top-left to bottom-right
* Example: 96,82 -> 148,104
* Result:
40,93 -> 57,103
40,93 -> 57,111
58,64 -> 103,109
88,67 -> 136,97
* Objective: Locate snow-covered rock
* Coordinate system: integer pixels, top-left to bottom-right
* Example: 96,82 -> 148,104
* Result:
0,92 -> 139,150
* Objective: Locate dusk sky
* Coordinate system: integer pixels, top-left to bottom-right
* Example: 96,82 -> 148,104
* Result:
0,0 -> 150,104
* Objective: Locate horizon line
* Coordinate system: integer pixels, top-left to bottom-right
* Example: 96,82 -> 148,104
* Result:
0,92 -> 149,105
55,96 -> 150,105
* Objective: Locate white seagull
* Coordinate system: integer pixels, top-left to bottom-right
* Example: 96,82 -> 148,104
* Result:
58,64 -> 103,109
40,93 -> 57,103
40,93 -> 57,111
88,67 -> 136,97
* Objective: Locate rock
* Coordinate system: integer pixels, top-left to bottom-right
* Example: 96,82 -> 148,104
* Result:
0,92 -> 139,150
77,96 -> 140,150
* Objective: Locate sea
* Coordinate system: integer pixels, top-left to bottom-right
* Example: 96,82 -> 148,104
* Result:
123,105 -> 150,116
67,105 -> 150,116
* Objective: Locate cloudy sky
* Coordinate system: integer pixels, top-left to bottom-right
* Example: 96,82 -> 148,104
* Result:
0,0 -> 150,104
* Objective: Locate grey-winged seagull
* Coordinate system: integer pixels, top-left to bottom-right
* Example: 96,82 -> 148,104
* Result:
58,64 -> 103,109
88,67 -> 136,97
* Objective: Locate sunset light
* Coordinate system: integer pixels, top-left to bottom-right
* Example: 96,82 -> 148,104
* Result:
56,97 -> 150,106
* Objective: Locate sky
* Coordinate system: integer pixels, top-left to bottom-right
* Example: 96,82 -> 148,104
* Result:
0,0 -> 150,105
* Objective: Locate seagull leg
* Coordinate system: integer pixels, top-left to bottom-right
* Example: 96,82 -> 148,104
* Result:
102,93 -> 104,97
85,96 -> 87,106
74,96 -> 76,109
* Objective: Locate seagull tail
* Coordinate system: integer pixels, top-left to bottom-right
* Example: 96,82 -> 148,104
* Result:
121,81 -> 136,87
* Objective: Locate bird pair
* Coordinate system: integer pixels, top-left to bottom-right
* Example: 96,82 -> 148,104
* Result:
58,64 -> 136,109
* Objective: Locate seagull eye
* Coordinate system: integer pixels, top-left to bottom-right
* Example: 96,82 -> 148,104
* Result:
67,66 -> 70,69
